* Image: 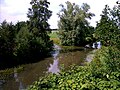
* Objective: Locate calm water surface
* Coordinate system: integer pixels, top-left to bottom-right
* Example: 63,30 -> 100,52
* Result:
1,45 -> 92,90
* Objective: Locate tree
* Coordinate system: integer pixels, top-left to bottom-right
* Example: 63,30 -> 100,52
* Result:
0,0 -> 53,69
27,0 -> 53,58
15,21 -> 28,33
0,20 -> 16,58
57,1 -> 95,46
14,22 -> 32,63
0,21 -> 17,69
110,1 -> 120,28
27,0 -> 52,32
95,4 -> 120,48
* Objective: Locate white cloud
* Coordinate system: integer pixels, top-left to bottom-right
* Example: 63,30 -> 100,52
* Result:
49,0 -> 117,28
84,0 -> 117,27
0,0 -> 30,23
0,0 -> 118,28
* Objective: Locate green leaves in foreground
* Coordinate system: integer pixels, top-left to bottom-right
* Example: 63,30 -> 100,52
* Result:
90,46 -> 120,74
28,47 -> 120,90
28,66 -> 120,90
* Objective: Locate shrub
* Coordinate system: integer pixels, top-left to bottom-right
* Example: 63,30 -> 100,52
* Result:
89,46 -> 120,74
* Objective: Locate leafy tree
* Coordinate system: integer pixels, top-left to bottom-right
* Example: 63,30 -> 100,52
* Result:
27,0 -> 52,32
14,23 -> 32,63
0,20 -> 16,58
0,0 -> 53,68
90,46 -> 120,75
14,0 -> 53,62
57,1 -> 95,46
95,4 -> 120,48
0,21 -> 17,68
110,1 -> 120,28
27,0 -> 53,57
15,21 -> 28,33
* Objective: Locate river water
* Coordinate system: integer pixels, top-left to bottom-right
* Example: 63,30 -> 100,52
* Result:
1,44 -> 92,90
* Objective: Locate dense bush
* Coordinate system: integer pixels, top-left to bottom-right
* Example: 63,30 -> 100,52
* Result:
0,21 -> 16,58
0,0 -> 53,69
0,21 -> 17,68
90,46 -> 120,74
28,46 -> 120,90
95,3 -> 120,48
0,21 -> 53,69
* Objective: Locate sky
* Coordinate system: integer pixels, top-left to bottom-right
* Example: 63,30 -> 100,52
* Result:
0,0 -> 118,28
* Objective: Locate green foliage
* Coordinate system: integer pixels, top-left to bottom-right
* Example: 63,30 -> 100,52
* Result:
0,20 -> 16,58
27,0 -> 52,32
28,46 -> 120,90
48,31 -> 60,44
27,0 -> 53,58
90,46 -> 120,74
0,21 -> 17,69
110,1 -> 120,28
57,1 -> 95,46
14,24 -> 32,60
48,31 -> 58,38
0,0 -> 53,69
0,66 -> 24,80
95,4 -> 120,48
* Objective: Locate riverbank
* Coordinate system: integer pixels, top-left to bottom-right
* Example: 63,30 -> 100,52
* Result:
0,32 -> 95,89
28,46 -> 120,90
0,44 -> 92,90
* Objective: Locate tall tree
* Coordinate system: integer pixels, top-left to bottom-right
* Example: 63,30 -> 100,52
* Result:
95,4 -> 120,48
27,0 -> 53,58
57,1 -> 95,46
0,0 -> 53,69
111,1 -> 120,28
27,0 -> 52,32
0,21 -> 17,69
0,20 -> 16,58
14,22 -> 32,62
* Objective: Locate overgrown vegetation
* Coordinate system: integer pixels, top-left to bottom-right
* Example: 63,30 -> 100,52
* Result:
0,0 -> 53,69
0,66 -> 24,80
28,46 -> 120,90
57,1 -> 95,46
0,0 -> 120,89
28,2 -> 120,90
95,3 -> 120,48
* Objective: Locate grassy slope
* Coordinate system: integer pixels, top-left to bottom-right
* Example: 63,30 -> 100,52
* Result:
49,31 -> 60,45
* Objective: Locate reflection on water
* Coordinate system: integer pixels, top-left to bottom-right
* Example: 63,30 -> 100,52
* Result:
86,50 -> 97,62
14,68 -> 25,90
48,59 -> 60,74
48,44 -> 61,74
0,80 -> 4,90
1,44 -> 92,90
86,42 -> 101,62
